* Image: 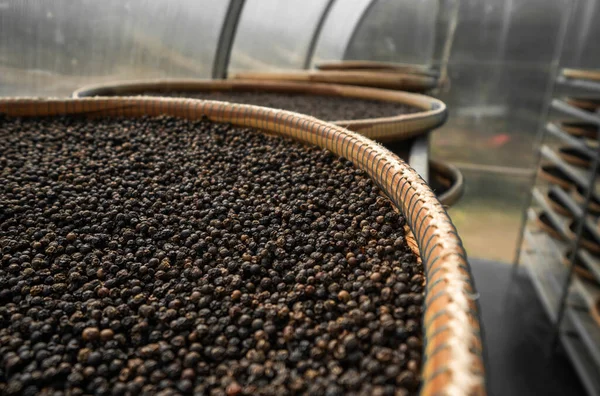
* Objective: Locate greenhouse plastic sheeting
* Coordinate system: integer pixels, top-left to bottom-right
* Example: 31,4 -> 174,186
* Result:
309,0 -> 373,67
0,0 -> 228,96
0,0 -> 449,96
228,0 -> 330,73
345,0 -> 438,65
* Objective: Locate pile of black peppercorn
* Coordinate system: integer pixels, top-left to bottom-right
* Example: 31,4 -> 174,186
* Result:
0,114 -> 425,396
138,91 -> 419,121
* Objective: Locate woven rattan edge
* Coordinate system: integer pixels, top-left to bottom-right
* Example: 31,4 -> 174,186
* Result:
536,212 -> 565,241
546,192 -> 574,218
315,60 -> 439,78
562,68 -> 600,82
560,252 -> 597,283
230,70 -> 438,93
429,160 -> 464,208
558,121 -> 599,140
571,188 -> 600,214
405,226 -> 422,263
538,165 -> 574,190
73,79 -> 447,143
557,148 -> 591,168
591,300 -> 600,328
0,97 -> 485,396
565,223 -> 600,255
564,96 -> 600,112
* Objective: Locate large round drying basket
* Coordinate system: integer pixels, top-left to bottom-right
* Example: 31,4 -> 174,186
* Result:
0,97 -> 485,396
564,96 -> 600,112
430,160 -> 465,208
561,68 -> 600,82
73,79 -> 446,143
231,70 -> 438,93
315,60 -> 439,78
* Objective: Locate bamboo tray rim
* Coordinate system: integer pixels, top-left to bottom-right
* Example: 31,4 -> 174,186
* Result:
564,96 -> 600,110
315,60 -> 439,77
562,68 -> 600,82
0,97 -> 485,396
230,70 -> 439,92
561,252 -> 597,283
72,78 -> 447,143
232,69 -> 437,80
430,159 -> 465,208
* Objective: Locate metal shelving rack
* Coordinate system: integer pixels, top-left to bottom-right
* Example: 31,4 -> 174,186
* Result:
515,70 -> 600,396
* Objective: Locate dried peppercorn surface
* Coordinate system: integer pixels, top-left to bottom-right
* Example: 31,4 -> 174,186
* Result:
0,115 -> 425,396
140,91 -> 419,121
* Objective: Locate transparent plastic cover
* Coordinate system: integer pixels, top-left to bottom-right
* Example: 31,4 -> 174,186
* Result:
229,0 -> 330,73
0,0 -> 228,96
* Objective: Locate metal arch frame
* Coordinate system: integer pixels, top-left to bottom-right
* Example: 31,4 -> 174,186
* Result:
212,0 -> 454,77
303,0 -> 337,69
213,0 -> 341,77
342,0 -> 378,61
341,0 -> 458,68
432,0 -> 459,70
212,0 -> 246,79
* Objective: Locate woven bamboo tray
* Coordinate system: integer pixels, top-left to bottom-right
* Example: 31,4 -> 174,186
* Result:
0,97 -> 485,396
557,146 -> 592,168
565,97 -> 600,112
562,251 -> 597,283
315,60 -> 439,78
536,212 -> 565,241
593,299 -> 600,328
231,70 -> 438,93
546,190 -> 573,218
73,79 -> 446,143
557,121 -> 599,141
430,160 -> 464,208
538,164 -> 574,190
571,186 -> 600,216
567,222 -> 600,255
562,68 -> 600,82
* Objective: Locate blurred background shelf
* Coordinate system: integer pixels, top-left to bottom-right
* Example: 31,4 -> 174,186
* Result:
522,228 -> 600,396
517,69 -> 600,396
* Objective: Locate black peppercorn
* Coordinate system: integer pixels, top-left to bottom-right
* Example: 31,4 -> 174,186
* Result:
0,115 -> 424,395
